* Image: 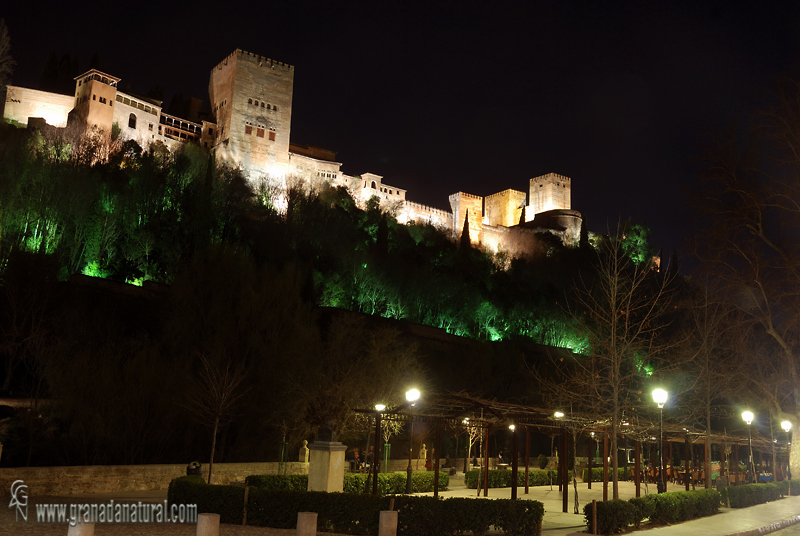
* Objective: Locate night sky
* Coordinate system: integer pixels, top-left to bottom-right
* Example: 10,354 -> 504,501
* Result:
6,1 -> 800,253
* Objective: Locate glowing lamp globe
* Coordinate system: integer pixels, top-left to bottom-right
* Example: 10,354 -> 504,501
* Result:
742,411 -> 754,425
374,404 -> 386,412
782,421 -> 792,433
652,389 -> 668,408
406,389 -> 420,403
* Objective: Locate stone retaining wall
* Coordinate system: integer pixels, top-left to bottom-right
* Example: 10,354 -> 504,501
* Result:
0,461 -> 308,498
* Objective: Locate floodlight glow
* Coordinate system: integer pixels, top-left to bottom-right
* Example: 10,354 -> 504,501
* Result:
509,424 -> 516,431
652,389 -> 668,408
554,411 -> 564,418
742,411 -> 754,425
406,389 -> 420,402
782,421 -> 792,433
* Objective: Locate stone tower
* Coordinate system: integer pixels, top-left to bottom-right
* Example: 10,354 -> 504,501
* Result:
528,173 -> 571,216
208,49 -> 294,179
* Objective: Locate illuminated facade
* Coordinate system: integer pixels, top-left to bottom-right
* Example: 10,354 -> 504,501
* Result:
2,49 -> 582,255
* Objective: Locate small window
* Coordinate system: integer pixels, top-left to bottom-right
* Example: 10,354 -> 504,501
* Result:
261,102 -> 265,108
93,94 -> 96,100
267,104 -> 271,110
254,100 -> 259,106
256,128 -> 265,138
268,131 -> 275,141
208,128 -> 214,135
371,181 -> 377,189
245,125 -> 252,135
248,98 -> 252,104
148,123 -> 153,131
128,113 -> 137,129
273,106 -> 278,112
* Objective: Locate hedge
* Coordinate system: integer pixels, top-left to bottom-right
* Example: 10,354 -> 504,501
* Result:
581,467 -> 629,482
720,482 -> 783,508
243,472 -> 448,496
465,469 -> 572,489
583,489 -> 720,535
168,477 -> 544,536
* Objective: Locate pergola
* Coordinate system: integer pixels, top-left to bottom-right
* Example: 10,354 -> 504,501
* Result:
354,392 -> 781,512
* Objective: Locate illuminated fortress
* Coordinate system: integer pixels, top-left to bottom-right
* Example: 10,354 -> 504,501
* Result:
3,49 -> 582,255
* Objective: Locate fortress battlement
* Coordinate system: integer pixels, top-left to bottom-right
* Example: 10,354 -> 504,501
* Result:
448,191 -> 482,201
236,49 -> 294,71
403,200 -> 451,219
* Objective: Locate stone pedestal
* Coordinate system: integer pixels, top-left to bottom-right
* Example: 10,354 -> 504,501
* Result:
308,441 -> 347,492
297,511 -> 318,536
196,513 -> 220,536
67,523 -> 94,536
379,510 -> 398,536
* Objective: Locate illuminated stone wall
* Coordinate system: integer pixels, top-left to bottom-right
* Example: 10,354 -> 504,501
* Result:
449,192 -> 483,243
485,189 -> 527,227
209,49 -> 294,179
529,173 -> 571,213
3,86 -> 74,127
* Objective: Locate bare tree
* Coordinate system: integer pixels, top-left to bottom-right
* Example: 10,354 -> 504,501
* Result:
0,19 -> 15,91
693,80 -> 800,479
184,355 -> 249,483
533,230 -> 676,499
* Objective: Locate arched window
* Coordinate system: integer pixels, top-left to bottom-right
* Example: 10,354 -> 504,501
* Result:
248,98 -> 252,104
261,102 -> 265,108
273,106 -> 278,112
371,181 -> 377,189
254,100 -> 259,106
267,104 -> 271,110
128,113 -> 136,129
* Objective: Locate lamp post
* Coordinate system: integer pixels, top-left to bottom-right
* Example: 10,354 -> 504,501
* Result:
463,418 -> 470,474
653,389 -> 668,493
742,411 -> 754,483
405,388 -> 420,494
782,420 -> 792,494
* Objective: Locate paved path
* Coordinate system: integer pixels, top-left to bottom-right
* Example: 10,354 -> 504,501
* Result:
1,479 -> 798,535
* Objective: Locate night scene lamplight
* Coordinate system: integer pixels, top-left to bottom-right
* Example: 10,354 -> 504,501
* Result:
554,411 -> 564,418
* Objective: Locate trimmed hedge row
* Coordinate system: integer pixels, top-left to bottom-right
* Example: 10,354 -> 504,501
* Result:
243,472 -> 448,496
168,476 -> 544,536
582,489 -> 720,535
581,467 -> 629,482
465,469 -> 572,489
720,482 -> 783,508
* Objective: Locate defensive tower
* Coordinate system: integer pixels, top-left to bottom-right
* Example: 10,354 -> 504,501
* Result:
528,173 -> 571,215
208,49 -> 294,178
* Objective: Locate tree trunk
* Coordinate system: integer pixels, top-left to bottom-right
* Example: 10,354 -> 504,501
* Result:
208,416 -> 219,484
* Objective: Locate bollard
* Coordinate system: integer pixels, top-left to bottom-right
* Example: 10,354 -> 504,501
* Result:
297,511 -> 317,536
196,513 -> 220,536
67,523 -> 94,536
379,510 -> 398,536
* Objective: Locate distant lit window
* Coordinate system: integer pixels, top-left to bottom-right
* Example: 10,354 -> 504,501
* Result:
128,113 -> 136,129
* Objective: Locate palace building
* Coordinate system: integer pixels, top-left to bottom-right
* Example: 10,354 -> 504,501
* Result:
3,49 -> 582,255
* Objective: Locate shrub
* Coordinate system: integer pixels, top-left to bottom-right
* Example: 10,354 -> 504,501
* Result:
629,496 -> 654,528
537,454 -> 548,469
244,474 -> 308,490
584,489 -> 719,534
720,482 -> 781,508
465,469 -> 570,489
169,477 -> 544,536
583,499 -> 635,535
581,467 -> 628,482
168,475 -> 245,524
776,479 -> 800,497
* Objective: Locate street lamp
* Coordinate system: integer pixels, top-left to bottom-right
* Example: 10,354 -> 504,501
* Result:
742,411 -> 754,483
405,388 -> 420,494
652,389 -> 668,493
782,420 -> 792,494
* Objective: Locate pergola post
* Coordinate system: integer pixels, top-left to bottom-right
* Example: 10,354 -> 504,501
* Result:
587,435 -> 593,490
603,434 -> 609,501
684,437 -> 690,491
433,420 -> 441,497
561,427 -> 568,513
704,437 -> 710,489
483,426 -> 490,497
511,420 -> 519,500
634,440 -> 641,497
524,426 -> 530,494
